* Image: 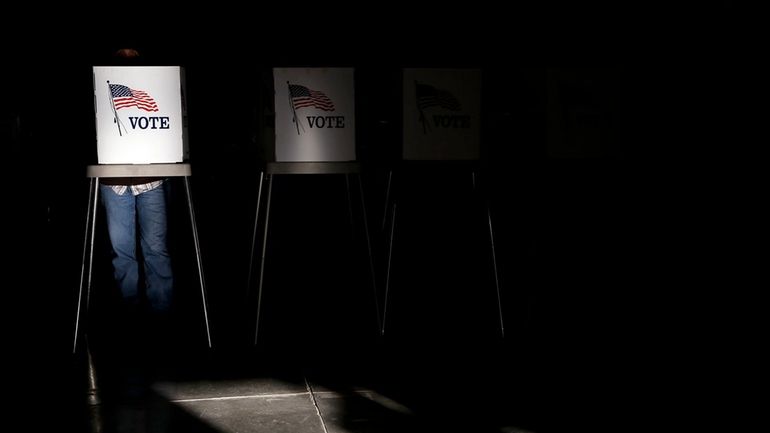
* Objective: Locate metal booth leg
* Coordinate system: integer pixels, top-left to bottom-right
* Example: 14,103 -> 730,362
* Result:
247,171 -> 265,297
381,169 -> 393,231
486,199 -> 504,338
473,170 -> 504,338
73,177 -> 99,354
356,173 -> 382,333
381,199 -> 397,336
254,174 -> 274,345
184,176 -> 213,349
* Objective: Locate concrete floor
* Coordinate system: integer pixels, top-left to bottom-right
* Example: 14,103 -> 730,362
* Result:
10,168 -> 671,433
71,338 -> 543,433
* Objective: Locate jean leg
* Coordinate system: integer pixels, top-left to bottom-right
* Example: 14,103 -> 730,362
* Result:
100,185 -> 139,304
137,184 -> 173,312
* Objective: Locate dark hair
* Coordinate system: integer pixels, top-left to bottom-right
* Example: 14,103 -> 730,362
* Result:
114,48 -> 141,59
111,47 -> 148,66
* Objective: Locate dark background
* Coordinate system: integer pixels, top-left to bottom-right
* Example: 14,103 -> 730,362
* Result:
3,4 -> 753,431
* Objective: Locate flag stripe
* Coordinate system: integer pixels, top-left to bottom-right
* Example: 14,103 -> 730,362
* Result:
416,83 -> 461,111
109,84 -> 160,112
289,84 -> 335,111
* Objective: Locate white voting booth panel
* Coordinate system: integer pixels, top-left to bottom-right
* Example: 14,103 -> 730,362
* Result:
273,68 -> 356,162
402,68 -> 482,160
93,66 -> 186,164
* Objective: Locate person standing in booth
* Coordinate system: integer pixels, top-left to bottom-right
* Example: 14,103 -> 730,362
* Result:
100,47 -> 174,334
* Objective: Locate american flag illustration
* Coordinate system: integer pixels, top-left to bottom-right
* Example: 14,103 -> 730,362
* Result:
288,84 -> 335,111
109,84 -> 159,112
416,82 -> 461,111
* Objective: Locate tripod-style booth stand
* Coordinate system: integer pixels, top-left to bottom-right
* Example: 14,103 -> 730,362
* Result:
72,163 -> 212,353
247,67 -> 380,345
380,68 -> 504,337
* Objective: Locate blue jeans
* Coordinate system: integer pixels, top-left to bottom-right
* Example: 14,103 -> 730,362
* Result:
100,183 -> 173,312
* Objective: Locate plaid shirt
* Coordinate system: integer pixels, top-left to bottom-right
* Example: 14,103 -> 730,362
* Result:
107,179 -> 165,196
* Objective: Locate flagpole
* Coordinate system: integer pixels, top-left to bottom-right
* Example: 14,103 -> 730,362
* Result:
287,81 -> 301,135
107,81 -> 126,136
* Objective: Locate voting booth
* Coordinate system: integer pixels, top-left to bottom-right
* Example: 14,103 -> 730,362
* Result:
73,66 -> 211,354
380,68 -> 504,337
248,67 -> 380,344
